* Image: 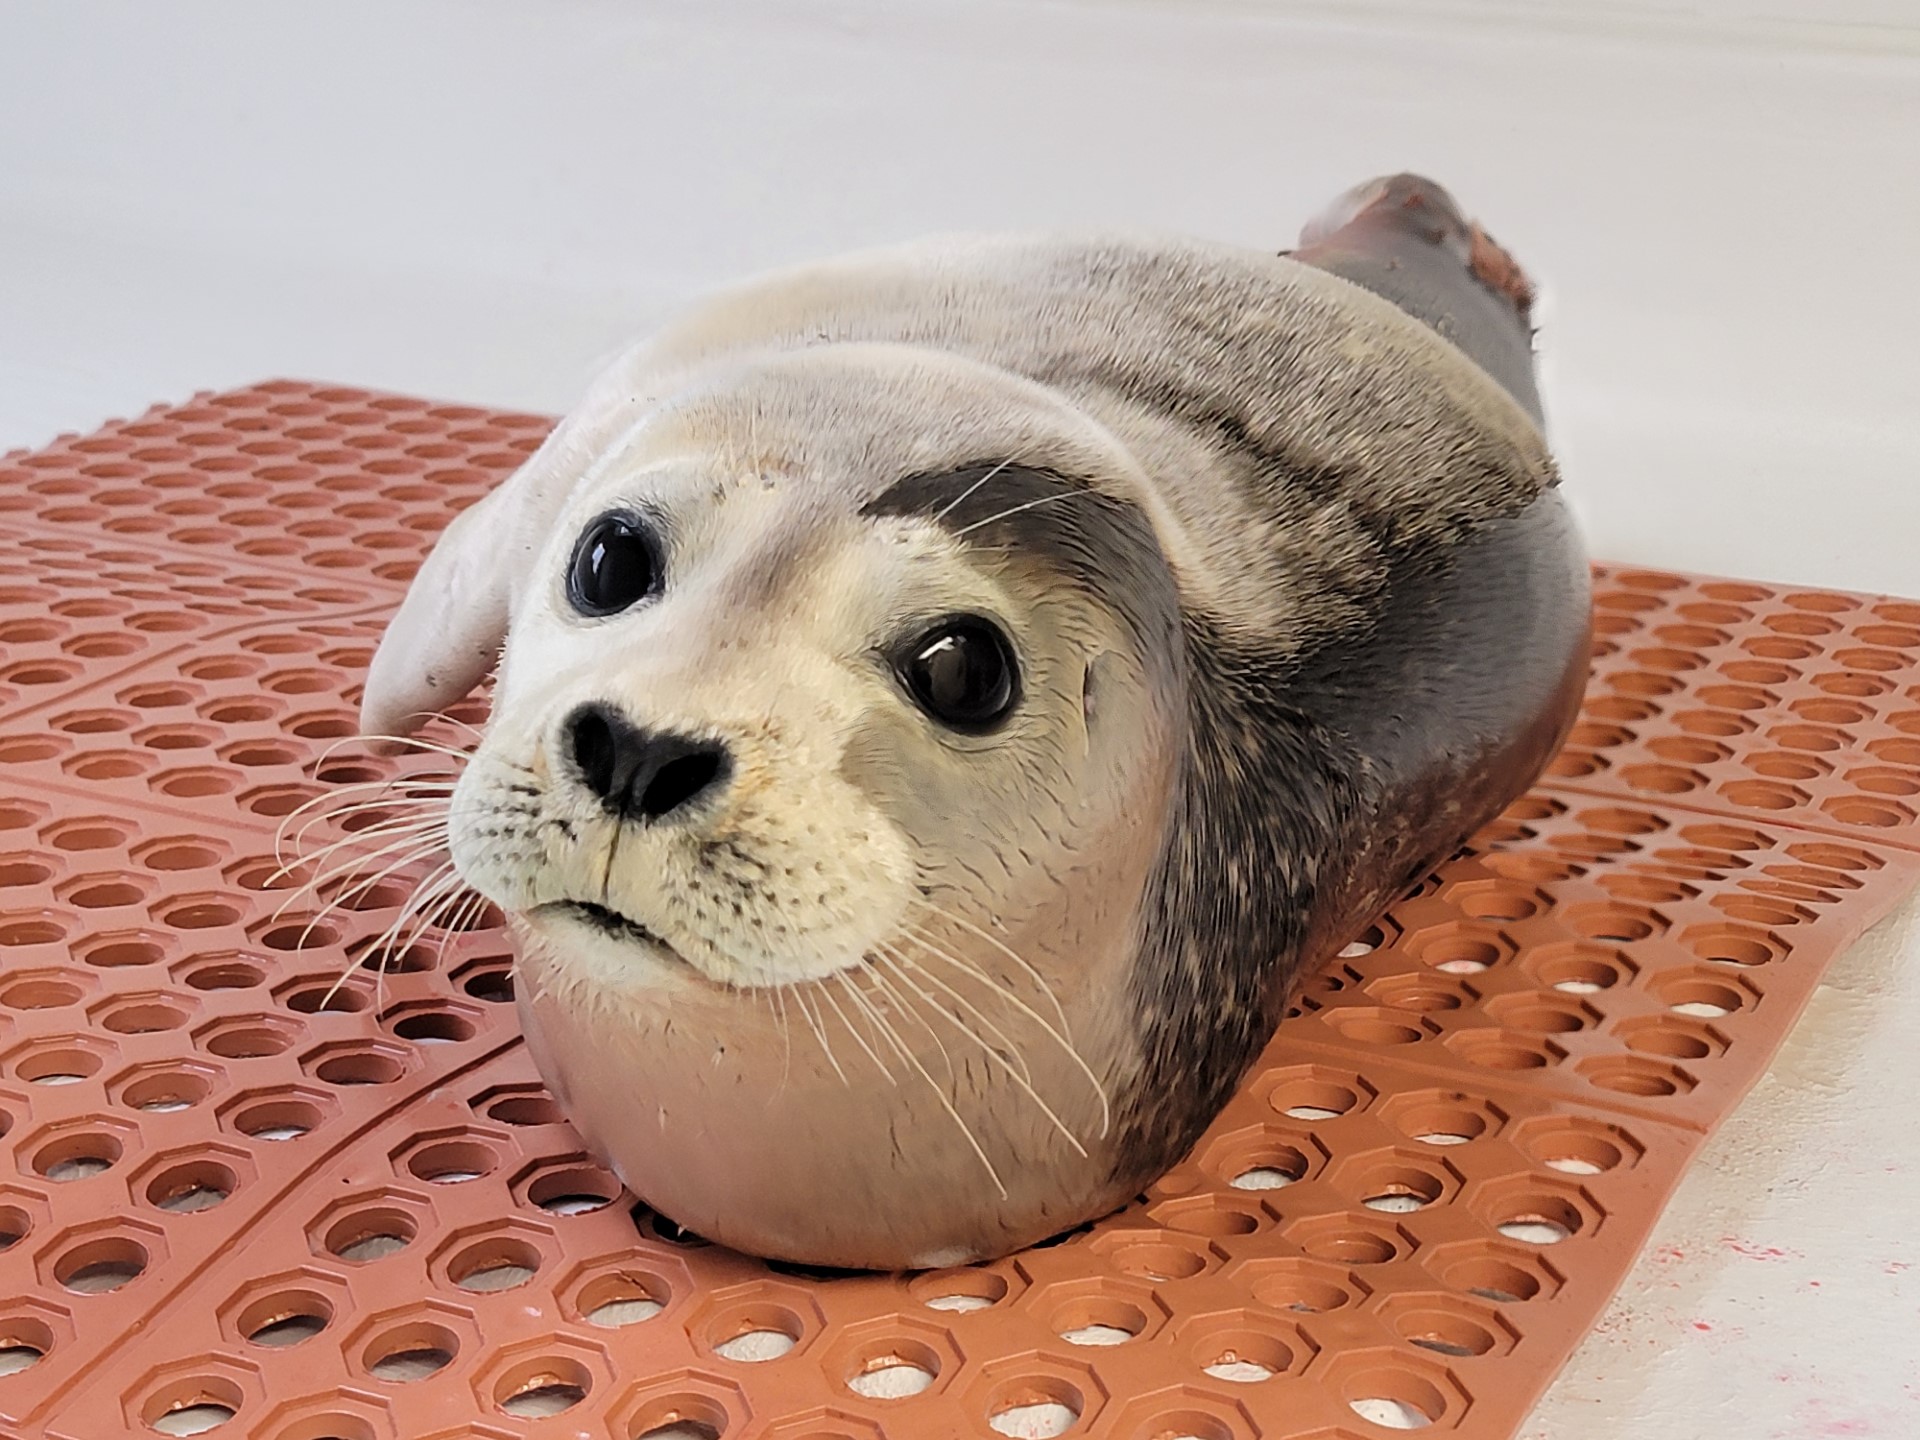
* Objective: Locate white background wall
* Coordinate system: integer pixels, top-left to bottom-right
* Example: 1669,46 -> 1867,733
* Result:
3,4 -> 1917,1436
4,1 -> 1918,593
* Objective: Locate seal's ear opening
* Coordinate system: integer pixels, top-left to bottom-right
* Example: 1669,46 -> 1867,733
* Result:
359,484 -> 517,750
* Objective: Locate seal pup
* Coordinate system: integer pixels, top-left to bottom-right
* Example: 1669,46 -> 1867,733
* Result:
360,174 -> 1590,1269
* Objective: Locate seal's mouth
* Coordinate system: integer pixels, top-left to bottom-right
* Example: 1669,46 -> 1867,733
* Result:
534,900 -> 690,965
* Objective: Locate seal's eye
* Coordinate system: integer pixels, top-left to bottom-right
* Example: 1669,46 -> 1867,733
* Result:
567,513 -> 661,617
897,617 -> 1020,733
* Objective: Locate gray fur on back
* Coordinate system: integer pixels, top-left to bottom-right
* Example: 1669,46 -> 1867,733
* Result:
632,233 -> 1559,650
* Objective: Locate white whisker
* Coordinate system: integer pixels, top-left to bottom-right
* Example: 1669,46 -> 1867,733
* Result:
952,489 -> 1079,537
866,953 -> 960,1090
844,970 -> 1006,1198
905,900 -> 1071,1032
337,732 -> 527,774
766,985 -> 794,1101
822,974 -> 897,1085
273,770 -> 459,849
793,985 -> 847,1085
897,914 -> 1111,1138
881,938 -> 1033,1083
878,946 -> 1089,1159
931,457 -> 1015,523
335,858 -> 462,1011
275,787 -> 452,870
273,818 -> 449,905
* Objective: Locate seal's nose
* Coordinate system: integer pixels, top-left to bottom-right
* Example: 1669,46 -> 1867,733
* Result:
564,702 -> 731,822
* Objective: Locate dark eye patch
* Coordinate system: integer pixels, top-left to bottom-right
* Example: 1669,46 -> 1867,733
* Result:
862,462 -> 1176,657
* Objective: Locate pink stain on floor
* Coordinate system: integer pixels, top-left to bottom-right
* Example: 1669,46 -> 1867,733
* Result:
1786,1404 -> 1874,1437
1723,1236 -> 1801,1262
1779,1394 -> 1920,1439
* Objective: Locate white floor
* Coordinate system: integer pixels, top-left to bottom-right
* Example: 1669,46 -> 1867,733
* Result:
3,4 -> 1918,1434
1523,892 -> 1920,1439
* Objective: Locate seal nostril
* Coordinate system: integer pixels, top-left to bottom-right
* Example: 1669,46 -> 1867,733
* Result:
639,746 -> 727,820
566,704 -> 622,802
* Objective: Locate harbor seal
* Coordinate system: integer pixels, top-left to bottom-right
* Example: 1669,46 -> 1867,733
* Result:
359,174 -> 1590,1269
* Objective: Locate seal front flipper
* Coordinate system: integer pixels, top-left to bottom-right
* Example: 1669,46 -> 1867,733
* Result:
1289,172 -> 1545,429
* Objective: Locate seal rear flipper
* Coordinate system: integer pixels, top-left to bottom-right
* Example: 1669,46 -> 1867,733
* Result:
1289,173 -> 1545,430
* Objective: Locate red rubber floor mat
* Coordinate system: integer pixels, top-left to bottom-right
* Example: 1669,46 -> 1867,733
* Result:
2,382 -> 1916,1440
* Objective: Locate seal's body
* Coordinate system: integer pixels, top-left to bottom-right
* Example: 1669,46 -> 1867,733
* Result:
362,176 -> 1590,1268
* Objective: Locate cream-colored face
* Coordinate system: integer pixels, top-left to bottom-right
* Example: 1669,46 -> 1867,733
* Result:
451,460 -> 922,991
447,425 -> 1174,1008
